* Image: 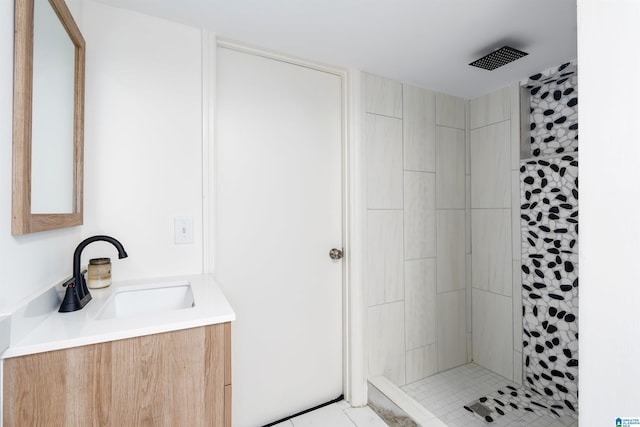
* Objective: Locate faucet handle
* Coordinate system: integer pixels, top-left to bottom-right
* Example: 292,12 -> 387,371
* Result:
62,269 -> 86,288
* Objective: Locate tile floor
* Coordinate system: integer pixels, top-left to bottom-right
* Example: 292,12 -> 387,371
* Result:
271,400 -> 389,427
270,364 -> 581,427
401,363 -> 578,427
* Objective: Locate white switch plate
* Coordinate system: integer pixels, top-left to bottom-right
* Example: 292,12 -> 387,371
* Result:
174,216 -> 194,244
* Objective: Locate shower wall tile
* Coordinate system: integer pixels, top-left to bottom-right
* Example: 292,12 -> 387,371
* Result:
368,301 -> 406,386
511,170 -> 522,260
466,254 -> 472,333
471,209 -> 512,296
472,289 -> 514,380
437,290 -> 467,372
435,126 -> 465,209
405,258 -> 437,350
367,210 -> 404,306
366,114 -> 403,209
467,333 -> 473,363
465,175 -> 471,254
363,72 -> 403,118
470,121 -> 511,208
519,86 -> 532,160
465,103 -> 471,175
403,85 -> 435,172
469,86 -> 511,129
524,61 -> 578,157
510,83 -> 521,169
513,351 -> 523,386
436,93 -> 466,129
520,155 -> 579,413
436,210 -> 465,293
404,171 -> 436,260
406,344 -> 438,383
513,259 -> 523,353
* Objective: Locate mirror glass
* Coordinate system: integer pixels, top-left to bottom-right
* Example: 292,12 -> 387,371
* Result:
31,0 -> 75,213
12,0 -> 85,234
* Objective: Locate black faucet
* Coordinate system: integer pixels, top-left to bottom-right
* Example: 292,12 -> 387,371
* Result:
59,235 -> 128,313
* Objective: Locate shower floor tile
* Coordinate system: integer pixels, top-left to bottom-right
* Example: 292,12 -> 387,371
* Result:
401,363 -> 578,427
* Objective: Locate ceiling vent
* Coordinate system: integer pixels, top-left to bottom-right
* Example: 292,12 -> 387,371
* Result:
469,46 -> 528,70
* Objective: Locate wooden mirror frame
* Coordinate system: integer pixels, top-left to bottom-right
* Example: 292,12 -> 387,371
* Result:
12,0 -> 85,235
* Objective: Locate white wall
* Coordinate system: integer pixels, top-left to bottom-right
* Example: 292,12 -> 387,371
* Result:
0,0 -> 84,313
578,0 -> 640,424
2,0 -> 203,305
79,0 -> 203,278
1,0 -> 203,314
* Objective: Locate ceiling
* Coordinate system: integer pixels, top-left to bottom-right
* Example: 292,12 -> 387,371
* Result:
94,0 -> 577,99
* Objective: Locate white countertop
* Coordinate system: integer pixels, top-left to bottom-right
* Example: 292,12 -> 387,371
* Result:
3,274 -> 235,359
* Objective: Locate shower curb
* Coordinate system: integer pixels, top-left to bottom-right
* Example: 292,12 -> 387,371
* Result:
368,376 -> 447,427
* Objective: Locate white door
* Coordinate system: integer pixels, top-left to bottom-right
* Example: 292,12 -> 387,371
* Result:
215,47 -> 343,427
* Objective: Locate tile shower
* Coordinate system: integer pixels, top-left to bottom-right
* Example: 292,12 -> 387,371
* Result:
364,61 -> 578,425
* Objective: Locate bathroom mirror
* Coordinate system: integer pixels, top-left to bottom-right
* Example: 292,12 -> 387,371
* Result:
12,0 -> 85,235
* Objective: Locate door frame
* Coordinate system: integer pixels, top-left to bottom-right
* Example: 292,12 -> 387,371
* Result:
200,31 -> 367,407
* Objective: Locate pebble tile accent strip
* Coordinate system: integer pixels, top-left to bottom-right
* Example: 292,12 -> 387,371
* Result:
520,154 -> 579,414
525,61 -> 578,157
465,155 -> 579,425
464,383 -> 576,423
466,61 -> 579,424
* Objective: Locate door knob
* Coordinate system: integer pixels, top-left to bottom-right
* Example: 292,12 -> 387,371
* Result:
329,248 -> 343,260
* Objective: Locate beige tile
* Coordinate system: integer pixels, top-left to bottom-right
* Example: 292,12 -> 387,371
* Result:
436,93 -> 466,129
436,210 -> 465,293
366,114 -> 403,209
406,344 -> 438,383
367,210 -> 404,306
405,258 -> 437,350
467,333 -> 473,363
363,72 -> 403,118
436,126 -> 465,209
470,120 -> 512,208
368,302 -> 406,386
469,86 -> 511,129
404,171 -> 436,260
403,85 -> 435,172
472,289 -> 514,380
437,290 -> 467,371
471,209 -> 512,296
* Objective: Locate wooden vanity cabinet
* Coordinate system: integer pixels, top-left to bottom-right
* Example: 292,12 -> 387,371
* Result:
3,322 -> 231,427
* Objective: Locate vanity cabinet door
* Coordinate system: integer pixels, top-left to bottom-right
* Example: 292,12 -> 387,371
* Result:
3,323 -> 231,426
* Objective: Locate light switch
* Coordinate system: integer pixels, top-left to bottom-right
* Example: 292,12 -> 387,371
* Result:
174,216 -> 194,244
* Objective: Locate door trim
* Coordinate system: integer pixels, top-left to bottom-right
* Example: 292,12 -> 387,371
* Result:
201,32 -> 367,406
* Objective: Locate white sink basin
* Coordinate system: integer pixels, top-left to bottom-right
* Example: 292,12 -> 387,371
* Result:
96,281 -> 195,320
